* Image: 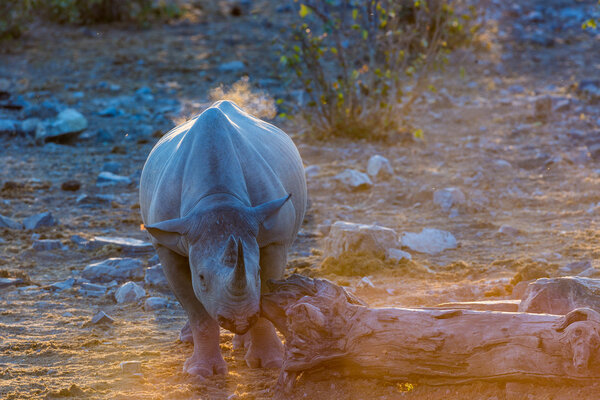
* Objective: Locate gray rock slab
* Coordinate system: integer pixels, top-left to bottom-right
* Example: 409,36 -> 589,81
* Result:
101,161 -> 122,174
0,277 -> 23,289
333,169 -> 373,190
82,257 -> 145,283
115,281 -> 146,304
96,171 -> 132,187
144,297 -> 170,311
386,248 -> 412,262
144,264 -> 169,290
91,310 -> 114,325
401,228 -> 457,255
0,214 -> 22,229
32,239 -> 63,251
23,212 -> 57,230
36,108 -> 88,141
87,237 -> 154,256
50,278 -> 75,291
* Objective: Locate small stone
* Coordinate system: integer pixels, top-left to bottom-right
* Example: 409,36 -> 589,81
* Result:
21,118 -> 41,135
559,260 -> 592,275
61,180 -> 81,191
144,297 -> 170,311
36,108 -> 88,142
76,193 -> 115,205
218,61 -> 245,72
120,361 -> 142,374
101,161 -> 122,174
90,310 -> 114,325
98,107 -> 123,117
401,228 -> 457,255
304,165 -> 321,178
96,171 -> 132,187
498,225 -> 520,236
82,258 -> 145,283
50,278 -> 75,291
115,281 -> 146,304
0,214 -> 22,229
366,155 -> 393,179
578,79 -> 600,102
333,169 -> 373,190
96,129 -> 115,143
32,239 -> 62,251
0,119 -> 19,135
323,221 -> 398,258
357,276 -> 375,288
147,253 -> 160,266
386,248 -> 412,262
433,187 -> 466,212
533,96 -> 552,121
23,212 -> 57,230
144,264 -> 169,290
80,282 -> 107,294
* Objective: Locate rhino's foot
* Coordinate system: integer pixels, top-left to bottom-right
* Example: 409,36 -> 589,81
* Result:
244,318 -> 283,369
183,352 -> 227,378
232,332 -> 250,351
180,320 -> 193,343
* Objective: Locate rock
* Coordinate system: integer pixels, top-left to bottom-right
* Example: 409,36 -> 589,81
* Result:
32,239 -> 63,251
115,281 -> 146,304
61,180 -> 81,191
400,228 -> 457,255
578,79 -> 600,102
23,101 -> 60,119
96,171 -> 132,187
0,119 -> 19,135
87,237 -> 154,256
79,282 -> 107,297
23,212 -> 57,230
147,253 -> 160,266
20,118 -> 40,135
36,108 -> 88,142
218,60 -> 245,72
304,165 -> 321,178
96,129 -> 115,143
366,155 -> 393,179
50,278 -> 75,291
357,276 -> 375,288
144,297 -> 170,311
120,361 -> 142,374
386,248 -> 412,262
144,264 -> 169,290
101,161 -> 122,174
82,258 -> 145,283
98,107 -> 123,117
519,277 -> 600,314
90,310 -> 114,325
433,187 -> 466,212
0,277 -> 23,289
323,221 -> 399,258
510,280 -> 531,300
577,267 -> 599,278
0,214 -> 22,229
533,96 -> 552,120
588,143 -> 600,161
333,169 -> 373,190
498,225 -> 520,236
559,260 -> 592,275
75,193 -> 115,205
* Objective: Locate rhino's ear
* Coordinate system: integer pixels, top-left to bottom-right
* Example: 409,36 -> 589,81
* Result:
253,193 -> 291,230
145,217 -> 189,248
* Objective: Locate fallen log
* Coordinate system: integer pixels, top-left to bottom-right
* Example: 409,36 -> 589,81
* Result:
261,275 -> 600,391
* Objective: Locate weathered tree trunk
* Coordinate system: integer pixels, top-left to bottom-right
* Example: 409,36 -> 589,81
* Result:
261,275 -> 600,391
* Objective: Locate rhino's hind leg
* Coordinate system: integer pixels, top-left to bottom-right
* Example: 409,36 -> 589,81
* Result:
237,243 -> 286,368
156,245 -> 227,378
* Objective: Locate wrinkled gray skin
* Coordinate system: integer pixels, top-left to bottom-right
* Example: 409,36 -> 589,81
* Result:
139,100 -> 307,377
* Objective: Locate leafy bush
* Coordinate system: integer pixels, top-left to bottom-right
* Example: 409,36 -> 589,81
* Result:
0,0 -> 36,39
279,0 -> 480,140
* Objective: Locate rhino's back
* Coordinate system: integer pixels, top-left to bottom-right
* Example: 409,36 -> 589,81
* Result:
140,101 -> 306,245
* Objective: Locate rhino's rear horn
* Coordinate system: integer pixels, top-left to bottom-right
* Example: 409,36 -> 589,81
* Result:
230,239 -> 246,293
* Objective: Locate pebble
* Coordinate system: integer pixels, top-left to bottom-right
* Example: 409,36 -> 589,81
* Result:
333,169 -> 373,190
0,277 -> 24,289
386,248 -> 412,262
98,107 -> 123,117
82,257 -> 145,283
61,180 -> 81,191
35,108 -> 88,142
50,278 -> 75,291
32,239 -> 63,251
357,276 -> 375,288
498,225 -> 521,236
96,171 -> 132,187
76,193 -> 115,205
433,187 -> 466,212
401,228 -> 457,255
366,155 -> 393,179
0,214 -> 22,229
218,60 -> 246,72
90,310 -> 114,325
86,236 -> 154,256
144,264 -> 169,290
115,281 -> 146,304
144,297 -> 170,311
101,161 -> 122,174
23,212 -> 57,230
80,282 -> 108,296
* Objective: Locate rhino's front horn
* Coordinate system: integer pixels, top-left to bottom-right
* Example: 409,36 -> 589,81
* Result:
230,239 -> 246,293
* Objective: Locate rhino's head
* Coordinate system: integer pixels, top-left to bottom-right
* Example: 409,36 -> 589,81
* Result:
145,194 -> 290,334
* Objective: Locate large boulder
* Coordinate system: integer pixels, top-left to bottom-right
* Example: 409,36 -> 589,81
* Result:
323,221 -> 399,258
519,277 -> 600,314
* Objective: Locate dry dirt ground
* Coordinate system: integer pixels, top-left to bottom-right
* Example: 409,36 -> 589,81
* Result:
1,0 -> 600,399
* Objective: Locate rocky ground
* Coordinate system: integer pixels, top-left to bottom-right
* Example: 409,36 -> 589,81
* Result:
1,0 -> 600,399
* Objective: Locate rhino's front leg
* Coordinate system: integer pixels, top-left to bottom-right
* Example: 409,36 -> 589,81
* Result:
234,243 -> 286,368
156,245 -> 227,378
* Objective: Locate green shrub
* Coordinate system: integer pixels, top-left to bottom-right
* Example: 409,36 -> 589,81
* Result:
279,0 -> 480,140
0,0 -> 36,39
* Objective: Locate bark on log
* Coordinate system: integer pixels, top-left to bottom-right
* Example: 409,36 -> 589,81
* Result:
261,275 -> 600,391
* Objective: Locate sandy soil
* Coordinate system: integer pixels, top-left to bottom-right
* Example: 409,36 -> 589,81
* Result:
1,0 -> 600,399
